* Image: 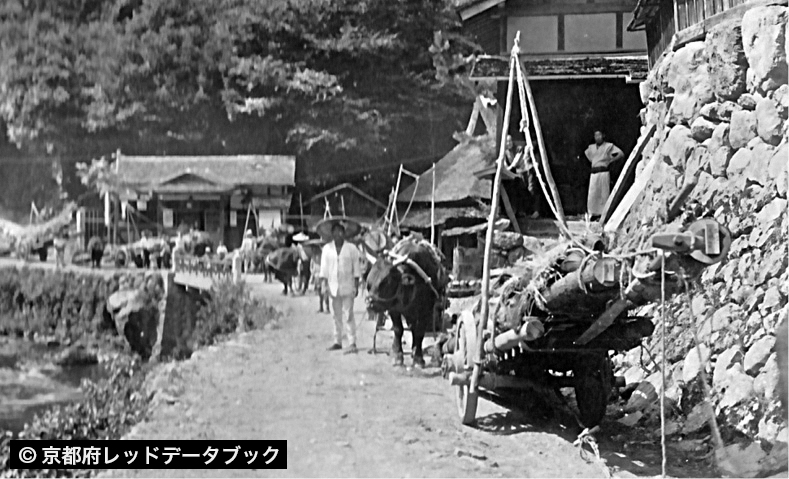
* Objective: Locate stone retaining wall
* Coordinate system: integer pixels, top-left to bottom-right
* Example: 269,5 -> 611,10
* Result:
610,4 -> 788,474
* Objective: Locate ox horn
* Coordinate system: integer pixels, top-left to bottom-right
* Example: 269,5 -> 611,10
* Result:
389,252 -> 408,266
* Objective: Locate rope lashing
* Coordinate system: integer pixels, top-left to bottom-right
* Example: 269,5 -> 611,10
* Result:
388,251 -> 440,299
573,426 -> 601,463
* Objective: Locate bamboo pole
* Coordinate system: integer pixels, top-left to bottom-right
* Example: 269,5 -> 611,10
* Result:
299,193 -> 305,229
522,75 -> 566,224
341,194 -> 346,217
388,165 -> 404,235
431,163 -> 436,244
471,35 -> 519,400
243,201 -> 252,233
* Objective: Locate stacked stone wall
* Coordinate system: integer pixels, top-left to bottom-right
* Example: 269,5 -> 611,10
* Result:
612,5 -> 788,471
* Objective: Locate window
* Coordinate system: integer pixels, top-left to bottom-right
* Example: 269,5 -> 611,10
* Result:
565,14 -> 616,53
507,15 -> 558,53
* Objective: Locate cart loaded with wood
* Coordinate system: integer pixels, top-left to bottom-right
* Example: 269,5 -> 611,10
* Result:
439,32 -> 732,428
440,219 -> 731,427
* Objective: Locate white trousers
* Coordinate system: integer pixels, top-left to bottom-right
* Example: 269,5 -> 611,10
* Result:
331,295 -> 356,346
587,171 -> 611,216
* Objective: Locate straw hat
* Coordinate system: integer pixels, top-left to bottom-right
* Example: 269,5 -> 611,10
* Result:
292,232 -> 309,242
315,217 -> 362,240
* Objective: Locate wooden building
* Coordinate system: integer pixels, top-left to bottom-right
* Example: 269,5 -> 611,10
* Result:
396,134 -> 495,264
459,0 -> 650,217
627,0 -> 782,67
114,154 -> 295,248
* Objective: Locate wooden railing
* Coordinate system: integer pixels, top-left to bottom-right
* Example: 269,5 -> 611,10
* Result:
675,0 -> 750,31
645,0 -> 776,68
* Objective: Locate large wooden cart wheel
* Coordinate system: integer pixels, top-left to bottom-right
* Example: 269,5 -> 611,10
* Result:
454,311 -> 479,425
574,353 -> 614,428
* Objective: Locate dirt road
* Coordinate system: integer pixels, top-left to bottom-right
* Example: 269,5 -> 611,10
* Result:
99,281 -> 656,478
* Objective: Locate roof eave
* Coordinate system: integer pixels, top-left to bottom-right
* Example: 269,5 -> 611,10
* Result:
457,0 -> 505,21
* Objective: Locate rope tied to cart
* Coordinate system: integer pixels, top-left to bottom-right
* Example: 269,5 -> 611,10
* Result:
573,426 -> 601,463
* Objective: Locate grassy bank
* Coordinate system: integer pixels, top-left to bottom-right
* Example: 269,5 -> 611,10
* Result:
0,279 -> 281,478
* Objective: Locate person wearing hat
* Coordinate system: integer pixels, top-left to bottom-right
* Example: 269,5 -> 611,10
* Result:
319,222 -> 362,354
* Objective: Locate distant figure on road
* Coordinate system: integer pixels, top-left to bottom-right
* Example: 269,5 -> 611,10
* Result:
216,241 -> 228,261
87,235 -> 104,269
585,130 -> 623,221
54,231 -> 68,270
320,222 -> 362,354
241,229 -> 255,273
140,230 -> 152,269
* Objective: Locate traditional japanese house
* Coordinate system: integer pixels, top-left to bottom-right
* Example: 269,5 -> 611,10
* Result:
114,154 -> 295,249
458,0 -> 650,217
396,133 -> 495,266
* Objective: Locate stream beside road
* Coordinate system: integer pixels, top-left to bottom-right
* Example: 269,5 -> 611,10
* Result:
0,338 -> 106,435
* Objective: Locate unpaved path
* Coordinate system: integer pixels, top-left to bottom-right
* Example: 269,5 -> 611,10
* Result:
100,281 -> 645,478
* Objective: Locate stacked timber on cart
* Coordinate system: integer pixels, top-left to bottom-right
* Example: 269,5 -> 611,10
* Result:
442,218 -> 732,428
447,227 -> 546,298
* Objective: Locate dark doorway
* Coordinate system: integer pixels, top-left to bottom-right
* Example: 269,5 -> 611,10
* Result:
499,78 -> 643,216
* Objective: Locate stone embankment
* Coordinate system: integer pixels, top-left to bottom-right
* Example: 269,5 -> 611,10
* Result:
0,263 -> 205,362
0,265 -> 157,358
610,4 -> 788,476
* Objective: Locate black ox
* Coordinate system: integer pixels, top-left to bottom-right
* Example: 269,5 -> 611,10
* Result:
365,239 -> 448,368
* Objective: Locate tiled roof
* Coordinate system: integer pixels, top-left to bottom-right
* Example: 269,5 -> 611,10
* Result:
399,205 -> 490,229
116,155 -> 296,190
470,55 -> 650,81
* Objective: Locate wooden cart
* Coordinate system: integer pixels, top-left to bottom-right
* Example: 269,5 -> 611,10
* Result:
443,219 -> 732,427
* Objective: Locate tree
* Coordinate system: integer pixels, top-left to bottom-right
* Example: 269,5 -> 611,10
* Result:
0,0 -> 480,182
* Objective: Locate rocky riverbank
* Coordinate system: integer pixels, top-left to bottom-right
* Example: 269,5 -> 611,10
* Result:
609,4 -> 788,477
0,270 -> 281,478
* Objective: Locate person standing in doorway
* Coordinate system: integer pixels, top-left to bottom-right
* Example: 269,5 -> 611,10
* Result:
320,223 -> 361,354
585,130 -> 624,221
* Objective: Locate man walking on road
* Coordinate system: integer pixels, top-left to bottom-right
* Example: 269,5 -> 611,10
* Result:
320,222 -> 361,354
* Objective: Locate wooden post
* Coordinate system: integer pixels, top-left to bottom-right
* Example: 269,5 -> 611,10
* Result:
340,194 -> 346,217
466,100 -> 481,136
299,193 -> 305,229
499,187 -> 522,234
243,201 -> 252,233
431,163 -> 436,244
473,39 -> 518,399
388,165 -> 403,235
599,124 -> 657,226
522,75 -> 566,223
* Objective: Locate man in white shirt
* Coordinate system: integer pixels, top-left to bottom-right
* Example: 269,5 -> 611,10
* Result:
320,223 -> 361,354
585,130 -> 624,221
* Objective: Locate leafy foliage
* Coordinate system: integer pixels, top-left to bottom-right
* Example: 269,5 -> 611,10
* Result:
0,355 -> 151,478
0,267 -> 142,342
0,0 -> 480,179
192,278 -> 281,348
